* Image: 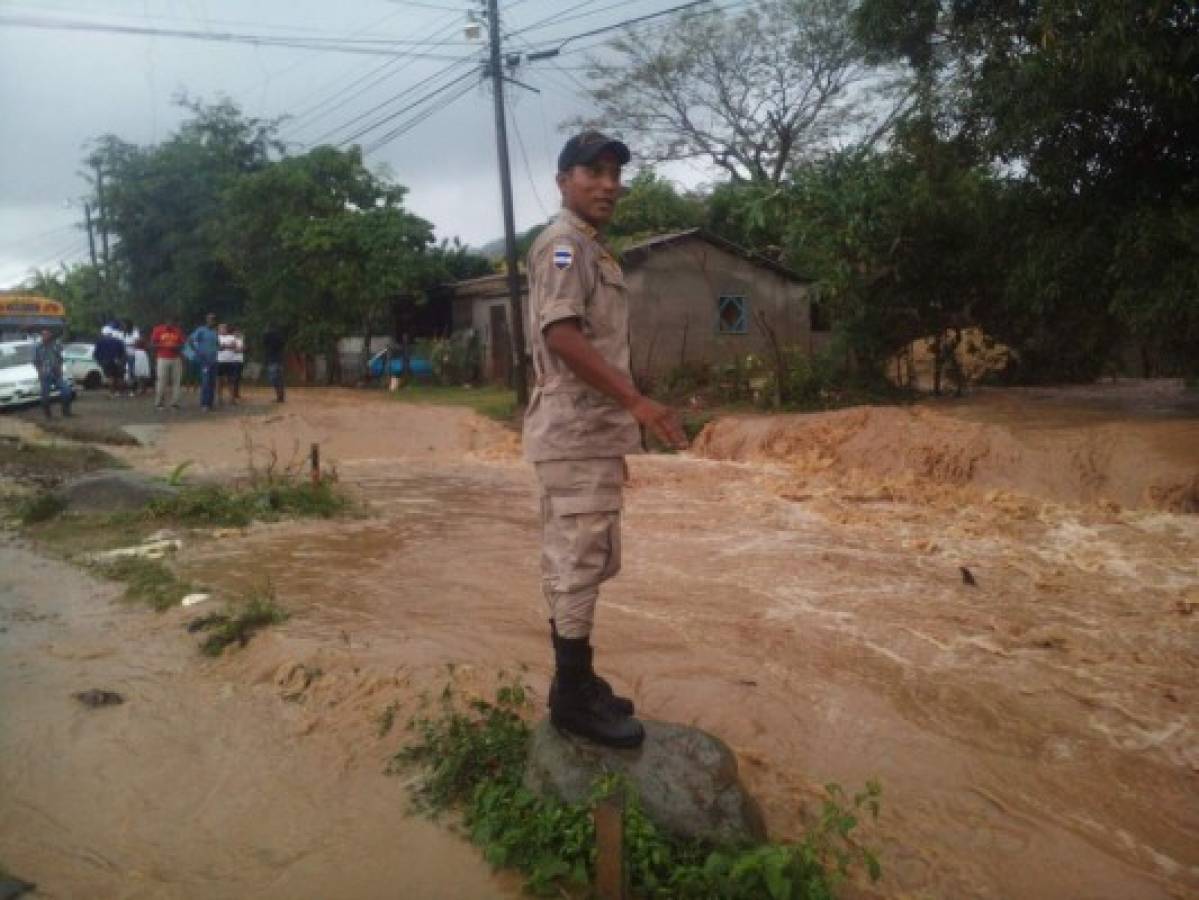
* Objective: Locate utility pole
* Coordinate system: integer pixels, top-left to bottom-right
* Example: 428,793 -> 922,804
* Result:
484,0 -> 529,406
92,157 -> 113,302
84,201 -> 98,269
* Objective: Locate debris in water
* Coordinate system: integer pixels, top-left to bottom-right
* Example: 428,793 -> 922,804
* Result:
74,689 -> 124,708
960,566 -> 978,586
89,539 -> 182,563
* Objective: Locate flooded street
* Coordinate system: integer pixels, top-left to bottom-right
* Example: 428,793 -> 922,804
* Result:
3,383 -> 1197,898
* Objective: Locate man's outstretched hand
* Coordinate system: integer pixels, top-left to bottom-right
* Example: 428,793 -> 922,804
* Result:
629,396 -> 689,450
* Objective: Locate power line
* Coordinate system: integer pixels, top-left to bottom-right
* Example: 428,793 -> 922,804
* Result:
383,0 -> 470,11
0,14 -> 478,58
341,66 -> 482,147
508,102 -> 550,217
312,58 -> 480,147
239,4 -> 419,122
550,0 -> 750,56
282,14 -> 467,140
521,0 -> 714,49
510,0 -> 657,37
363,75 -> 482,153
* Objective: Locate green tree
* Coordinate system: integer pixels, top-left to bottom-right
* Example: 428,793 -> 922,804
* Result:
854,0 -> 1199,376
216,145 -> 441,379
89,96 -> 282,329
608,170 -> 706,247
22,263 -> 107,337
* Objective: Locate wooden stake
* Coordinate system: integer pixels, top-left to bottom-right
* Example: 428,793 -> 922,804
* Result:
310,443 -> 320,486
594,793 -> 626,900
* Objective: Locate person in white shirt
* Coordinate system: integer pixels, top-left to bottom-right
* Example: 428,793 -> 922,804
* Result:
216,323 -> 245,405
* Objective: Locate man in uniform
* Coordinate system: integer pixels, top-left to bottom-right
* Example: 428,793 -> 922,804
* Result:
524,131 -> 688,748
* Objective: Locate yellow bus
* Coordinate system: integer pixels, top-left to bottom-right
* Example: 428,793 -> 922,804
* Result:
0,293 -> 67,340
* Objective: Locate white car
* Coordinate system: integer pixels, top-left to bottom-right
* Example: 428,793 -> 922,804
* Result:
0,341 -> 73,409
62,342 -> 105,389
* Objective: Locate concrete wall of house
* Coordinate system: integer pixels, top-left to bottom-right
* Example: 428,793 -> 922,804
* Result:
454,239 -> 816,384
624,241 -> 812,380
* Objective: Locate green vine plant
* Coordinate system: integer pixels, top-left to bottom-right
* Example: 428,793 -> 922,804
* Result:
389,675 -> 882,898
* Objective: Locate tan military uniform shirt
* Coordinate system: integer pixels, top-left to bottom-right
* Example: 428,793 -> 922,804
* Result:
522,208 -> 642,462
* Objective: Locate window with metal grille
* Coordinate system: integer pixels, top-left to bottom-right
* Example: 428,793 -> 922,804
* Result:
717,295 -> 748,334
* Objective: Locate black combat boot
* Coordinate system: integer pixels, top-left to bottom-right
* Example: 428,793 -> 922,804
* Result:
41,400 -> 52,419
550,633 -> 644,749
548,621 -> 634,716
61,395 -> 73,417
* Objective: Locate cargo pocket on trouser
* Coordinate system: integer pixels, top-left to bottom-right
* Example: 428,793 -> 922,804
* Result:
549,491 -> 623,593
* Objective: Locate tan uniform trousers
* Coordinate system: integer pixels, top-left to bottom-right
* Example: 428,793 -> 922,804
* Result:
535,457 -> 624,639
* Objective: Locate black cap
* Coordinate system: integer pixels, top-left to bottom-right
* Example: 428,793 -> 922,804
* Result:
557,131 -> 631,172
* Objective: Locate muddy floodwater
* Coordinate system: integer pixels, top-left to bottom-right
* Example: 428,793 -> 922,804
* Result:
2,383 -> 1197,898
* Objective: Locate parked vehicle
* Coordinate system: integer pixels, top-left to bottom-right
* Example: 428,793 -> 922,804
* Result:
62,342 -> 104,389
368,349 -> 433,378
0,340 -> 72,409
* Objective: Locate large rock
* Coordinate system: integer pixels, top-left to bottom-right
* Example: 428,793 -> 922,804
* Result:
524,719 -> 767,845
54,469 -> 178,513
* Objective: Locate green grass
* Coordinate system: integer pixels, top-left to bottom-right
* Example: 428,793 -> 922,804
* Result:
16,492 -> 67,524
391,677 -> 882,898
388,383 -> 518,423
0,439 -> 123,483
95,555 -> 193,612
191,592 -> 289,656
145,480 -> 348,527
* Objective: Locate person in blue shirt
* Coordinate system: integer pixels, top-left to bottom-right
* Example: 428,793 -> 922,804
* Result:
33,329 -> 74,418
186,313 -> 220,411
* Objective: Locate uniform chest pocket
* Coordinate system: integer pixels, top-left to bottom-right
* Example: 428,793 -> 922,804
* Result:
598,262 -> 626,290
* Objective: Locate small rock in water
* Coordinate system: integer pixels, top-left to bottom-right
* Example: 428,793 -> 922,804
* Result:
0,876 -> 37,900
524,719 -> 766,845
74,689 -> 124,708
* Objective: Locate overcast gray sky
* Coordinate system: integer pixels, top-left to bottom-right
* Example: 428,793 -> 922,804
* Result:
0,0 -> 712,288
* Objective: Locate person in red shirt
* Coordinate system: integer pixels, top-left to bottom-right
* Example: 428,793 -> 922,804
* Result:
150,316 -> 186,409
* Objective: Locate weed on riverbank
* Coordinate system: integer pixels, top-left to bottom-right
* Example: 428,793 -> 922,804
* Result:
145,480 -> 348,527
95,556 -> 193,612
188,591 -> 289,656
391,678 -> 882,898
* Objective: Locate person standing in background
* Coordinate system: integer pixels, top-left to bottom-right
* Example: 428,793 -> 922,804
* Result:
122,319 -> 141,392
33,329 -> 73,418
92,330 -> 127,397
262,325 -> 286,403
186,313 -> 220,411
216,323 -> 234,406
150,315 -> 186,409
230,326 -> 246,402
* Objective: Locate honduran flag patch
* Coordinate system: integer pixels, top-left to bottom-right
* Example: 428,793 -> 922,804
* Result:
552,243 -> 574,270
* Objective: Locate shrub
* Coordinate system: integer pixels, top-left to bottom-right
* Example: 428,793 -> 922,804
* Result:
17,492 -> 66,525
392,678 -> 882,898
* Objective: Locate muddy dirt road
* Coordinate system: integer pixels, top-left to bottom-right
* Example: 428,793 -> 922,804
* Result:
3,383 -> 1197,898
0,537 -> 515,899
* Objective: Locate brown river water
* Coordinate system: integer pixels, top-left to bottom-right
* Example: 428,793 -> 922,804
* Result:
2,383 -> 1197,898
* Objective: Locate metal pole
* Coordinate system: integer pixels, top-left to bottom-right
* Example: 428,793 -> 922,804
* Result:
485,0 -> 529,407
